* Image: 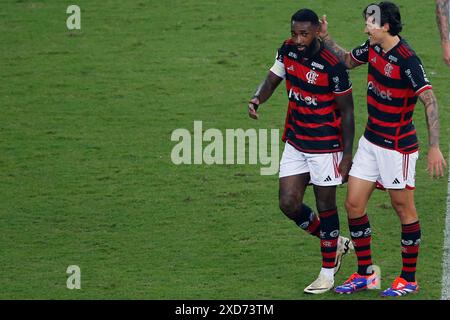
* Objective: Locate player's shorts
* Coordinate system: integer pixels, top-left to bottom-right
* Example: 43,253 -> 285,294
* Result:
279,141 -> 343,186
349,136 -> 418,190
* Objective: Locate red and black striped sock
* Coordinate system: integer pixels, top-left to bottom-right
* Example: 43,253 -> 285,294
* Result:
349,214 -> 373,275
400,221 -> 421,282
319,208 -> 340,269
293,204 -> 320,238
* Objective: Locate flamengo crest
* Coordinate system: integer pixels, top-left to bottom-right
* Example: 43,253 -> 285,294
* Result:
384,63 -> 394,77
306,70 -> 319,84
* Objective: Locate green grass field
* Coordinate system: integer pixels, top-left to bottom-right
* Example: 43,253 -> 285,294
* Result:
0,0 -> 449,300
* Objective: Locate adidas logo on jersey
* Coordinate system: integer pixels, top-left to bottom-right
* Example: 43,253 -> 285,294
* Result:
324,176 -> 332,182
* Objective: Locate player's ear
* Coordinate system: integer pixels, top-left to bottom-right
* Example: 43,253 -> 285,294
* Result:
314,24 -> 320,36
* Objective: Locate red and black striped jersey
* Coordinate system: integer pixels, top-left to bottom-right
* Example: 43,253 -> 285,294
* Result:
270,39 -> 352,153
351,38 -> 432,154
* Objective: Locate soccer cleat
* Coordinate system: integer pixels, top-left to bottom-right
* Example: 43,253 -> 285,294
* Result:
380,277 -> 419,297
334,236 -> 354,275
334,272 -> 379,294
304,273 -> 334,294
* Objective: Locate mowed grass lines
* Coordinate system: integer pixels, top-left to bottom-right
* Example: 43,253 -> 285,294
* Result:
0,0 -> 448,299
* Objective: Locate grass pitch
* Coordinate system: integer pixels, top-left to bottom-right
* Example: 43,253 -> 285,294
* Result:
0,0 -> 449,299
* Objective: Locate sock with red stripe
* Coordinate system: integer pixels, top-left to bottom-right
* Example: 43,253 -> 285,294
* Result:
349,214 -> 373,276
319,208 -> 340,270
400,221 -> 421,282
292,204 -> 321,238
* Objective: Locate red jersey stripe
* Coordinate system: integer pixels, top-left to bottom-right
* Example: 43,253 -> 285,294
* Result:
399,44 -> 413,57
415,84 -> 432,96
367,96 -> 415,114
397,46 -> 409,58
293,105 -> 336,116
368,115 -> 411,128
293,118 -> 340,129
322,49 -> 339,65
295,134 -> 340,141
369,49 -> 402,80
320,51 -> 337,66
284,57 -> 330,87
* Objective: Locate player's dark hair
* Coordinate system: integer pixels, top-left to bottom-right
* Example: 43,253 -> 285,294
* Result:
363,2 -> 403,36
291,8 -> 320,26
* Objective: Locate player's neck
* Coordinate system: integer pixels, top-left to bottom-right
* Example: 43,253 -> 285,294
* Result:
380,35 -> 400,53
310,39 -> 320,56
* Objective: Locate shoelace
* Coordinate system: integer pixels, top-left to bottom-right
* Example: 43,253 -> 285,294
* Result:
343,273 -> 360,284
391,277 -> 411,290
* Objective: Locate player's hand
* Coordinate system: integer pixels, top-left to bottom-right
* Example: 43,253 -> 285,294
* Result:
248,97 -> 259,120
442,41 -> 450,67
338,154 -> 353,183
427,146 -> 447,178
319,15 -> 329,39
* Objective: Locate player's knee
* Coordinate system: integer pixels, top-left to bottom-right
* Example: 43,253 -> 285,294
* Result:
316,197 -> 336,212
345,198 -> 362,215
391,199 -> 416,219
279,195 -> 298,219
315,199 -> 335,213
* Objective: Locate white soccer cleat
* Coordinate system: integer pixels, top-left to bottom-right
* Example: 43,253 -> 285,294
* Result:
304,273 -> 334,294
334,236 -> 354,275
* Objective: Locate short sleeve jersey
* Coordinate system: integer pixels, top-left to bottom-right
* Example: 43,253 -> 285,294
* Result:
350,38 -> 432,153
270,39 -> 352,153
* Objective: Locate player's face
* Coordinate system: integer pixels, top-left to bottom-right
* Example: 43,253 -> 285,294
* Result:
291,21 -> 318,53
364,16 -> 386,45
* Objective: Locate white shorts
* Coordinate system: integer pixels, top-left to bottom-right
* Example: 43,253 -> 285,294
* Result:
349,136 -> 418,190
279,142 -> 343,186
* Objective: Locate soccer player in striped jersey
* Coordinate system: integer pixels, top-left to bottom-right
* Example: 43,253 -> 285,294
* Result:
247,8 -> 355,294
319,1 -> 447,296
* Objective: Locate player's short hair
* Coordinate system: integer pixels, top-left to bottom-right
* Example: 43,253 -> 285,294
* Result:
291,8 -> 320,26
363,1 -> 403,36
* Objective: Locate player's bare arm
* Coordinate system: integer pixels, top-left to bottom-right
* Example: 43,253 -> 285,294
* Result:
318,15 -> 361,69
418,89 -> 447,177
436,0 -> 450,66
248,71 -> 283,120
335,93 -> 355,182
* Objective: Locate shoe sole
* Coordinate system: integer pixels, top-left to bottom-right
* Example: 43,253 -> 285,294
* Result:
380,288 -> 419,297
335,287 -> 368,294
304,287 -> 334,294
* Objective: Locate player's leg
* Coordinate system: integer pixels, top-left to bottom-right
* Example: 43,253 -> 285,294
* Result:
313,184 -> 341,278
335,137 -> 380,294
345,176 -> 377,275
303,152 -> 351,294
389,188 -> 420,283
279,142 -> 320,237
279,173 -> 319,236
379,151 -> 420,297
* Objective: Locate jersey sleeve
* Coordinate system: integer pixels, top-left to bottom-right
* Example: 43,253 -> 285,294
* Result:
350,40 -> 369,65
402,56 -> 432,96
269,46 -> 286,79
330,63 -> 352,96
